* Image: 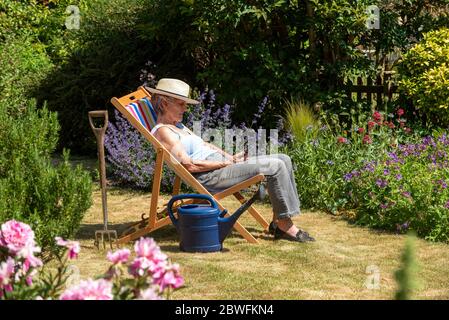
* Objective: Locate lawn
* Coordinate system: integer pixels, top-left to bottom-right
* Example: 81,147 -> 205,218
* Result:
70,183 -> 449,300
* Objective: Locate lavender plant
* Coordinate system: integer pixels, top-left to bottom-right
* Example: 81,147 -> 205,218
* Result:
105,84 -> 292,190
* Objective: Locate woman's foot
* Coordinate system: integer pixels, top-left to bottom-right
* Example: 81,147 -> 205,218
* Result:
273,218 -> 315,242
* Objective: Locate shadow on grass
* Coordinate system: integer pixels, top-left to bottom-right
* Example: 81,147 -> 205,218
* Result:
76,220 -> 178,241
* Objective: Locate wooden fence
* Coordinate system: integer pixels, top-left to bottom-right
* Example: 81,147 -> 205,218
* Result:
345,72 -> 399,109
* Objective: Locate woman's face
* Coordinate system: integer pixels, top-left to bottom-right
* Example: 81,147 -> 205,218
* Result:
161,96 -> 188,122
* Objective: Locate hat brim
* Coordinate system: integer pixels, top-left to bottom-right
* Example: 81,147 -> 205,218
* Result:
145,87 -> 200,105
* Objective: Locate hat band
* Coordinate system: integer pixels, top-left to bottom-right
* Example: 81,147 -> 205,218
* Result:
154,88 -> 190,100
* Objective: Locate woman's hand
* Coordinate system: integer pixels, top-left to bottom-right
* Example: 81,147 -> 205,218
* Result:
232,151 -> 246,163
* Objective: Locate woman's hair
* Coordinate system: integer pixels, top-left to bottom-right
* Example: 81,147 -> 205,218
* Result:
151,94 -> 164,116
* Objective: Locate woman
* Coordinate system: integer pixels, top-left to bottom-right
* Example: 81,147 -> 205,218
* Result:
147,78 -> 315,242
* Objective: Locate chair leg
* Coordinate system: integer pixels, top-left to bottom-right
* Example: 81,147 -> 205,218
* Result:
233,192 -> 269,231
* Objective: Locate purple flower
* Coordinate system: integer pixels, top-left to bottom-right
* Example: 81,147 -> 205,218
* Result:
396,221 -> 410,233
376,179 -> 388,188
445,200 -> 449,209
402,191 -> 411,198
395,174 -> 402,181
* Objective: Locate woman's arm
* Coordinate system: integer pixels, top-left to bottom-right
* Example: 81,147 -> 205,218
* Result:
203,141 -> 234,161
156,127 -> 232,173
182,125 -> 243,162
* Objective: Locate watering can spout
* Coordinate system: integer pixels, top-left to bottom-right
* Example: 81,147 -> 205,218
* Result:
218,185 -> 266,243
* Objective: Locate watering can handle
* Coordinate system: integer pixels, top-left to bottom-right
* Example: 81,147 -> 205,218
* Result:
167,194 -> 218,227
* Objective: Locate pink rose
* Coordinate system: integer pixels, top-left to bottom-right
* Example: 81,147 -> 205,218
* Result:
138,287 -> 163,300
107,248 -> 131,265
134,237 -> 160,259
0,257 -> 15,291
60,279 -> 113,300
55,237 -> 80,259
153,263 -> 184,291
0,220 -> 38,257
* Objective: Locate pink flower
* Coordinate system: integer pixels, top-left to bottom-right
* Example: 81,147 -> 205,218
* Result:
337,137 -> 347,144
362,135 -> 372,144
134,237 -> 160,258
0,257 -> 15,291
138,287 -> 163,300
368,121 -> 376,130
373,111 -> 382,122
153,263 -> 184,291
60,279 -> 113,300
55,237 -> 80,259
128,255 -> 167,278
397,108 -> 405,116
357,127 -> 365,134
107,249 -> 130,265
0,220 -> 37,256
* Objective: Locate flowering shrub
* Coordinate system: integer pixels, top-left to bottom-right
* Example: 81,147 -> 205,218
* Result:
345,133 -> 449,242
289,108 -> 417,214
0,219 -> 183,300
105,88 -> 291,190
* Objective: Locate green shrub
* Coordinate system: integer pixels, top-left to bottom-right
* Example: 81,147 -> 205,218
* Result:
0,35 -> 53,103
35,0 -> 155,154
0,0 -> 76,60
398,28 -> 449,125
0,99 -> 92,253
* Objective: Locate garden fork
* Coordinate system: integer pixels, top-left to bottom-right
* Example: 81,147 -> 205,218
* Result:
88,110 -> 118,250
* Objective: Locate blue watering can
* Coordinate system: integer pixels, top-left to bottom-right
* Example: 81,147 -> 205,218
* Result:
167,185 -> 266,252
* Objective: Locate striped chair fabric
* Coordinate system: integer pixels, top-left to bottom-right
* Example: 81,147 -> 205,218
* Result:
125,97 -> 157,131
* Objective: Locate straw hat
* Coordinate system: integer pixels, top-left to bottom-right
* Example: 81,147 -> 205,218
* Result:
146,78 -> 200,105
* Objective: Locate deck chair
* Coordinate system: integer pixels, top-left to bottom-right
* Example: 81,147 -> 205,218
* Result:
110,86 -> 269,245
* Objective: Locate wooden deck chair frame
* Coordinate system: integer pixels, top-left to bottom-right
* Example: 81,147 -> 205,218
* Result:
110,86 -> 269,245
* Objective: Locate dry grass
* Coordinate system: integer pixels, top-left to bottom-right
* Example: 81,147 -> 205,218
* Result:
71,184 -> 449,300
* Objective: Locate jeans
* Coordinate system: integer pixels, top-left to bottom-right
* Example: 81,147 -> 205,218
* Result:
192,153 -> 301,219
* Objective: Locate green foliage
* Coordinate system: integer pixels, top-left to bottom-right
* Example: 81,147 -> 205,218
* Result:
0,35 -> 53,103
34,0 -> 155,153
141,0 -> 374,121
398,28 -> 449,125
0,0 -> 78,61
364,1 -> 449,69
289,108 -> 416,214
0,99 -> 92,253
394,233 -> 419,300
348,132 -> 449,242
285,100 -> 319,144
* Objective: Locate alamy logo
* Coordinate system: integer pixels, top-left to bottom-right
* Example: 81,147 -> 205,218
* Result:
65,5 -> 80,30
366,5 -> 380,30
365,264 -> 381,289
